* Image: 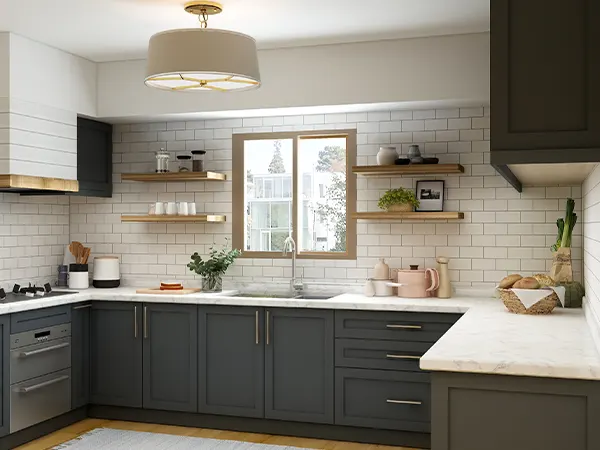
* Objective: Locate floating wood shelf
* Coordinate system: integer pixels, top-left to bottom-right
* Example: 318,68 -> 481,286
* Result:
121,215 -> 226,223
352,164 -> 464,176
121,172 -> 227,182
352,211 -> 464,220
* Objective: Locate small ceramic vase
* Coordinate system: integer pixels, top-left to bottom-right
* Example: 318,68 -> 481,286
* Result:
377,146 -> 398,165
408,145 -> 423,164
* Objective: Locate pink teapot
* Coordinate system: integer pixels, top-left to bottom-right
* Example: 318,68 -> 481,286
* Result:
388,265 -> 439,298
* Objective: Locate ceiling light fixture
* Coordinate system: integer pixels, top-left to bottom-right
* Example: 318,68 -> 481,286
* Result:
145,1 -> 261,92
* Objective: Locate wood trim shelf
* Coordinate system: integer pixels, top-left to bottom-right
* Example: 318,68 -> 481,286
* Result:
121,172 -> 227,182
121,215 -> 226,223
352,164 -> 464,176
352,211 -> 464,220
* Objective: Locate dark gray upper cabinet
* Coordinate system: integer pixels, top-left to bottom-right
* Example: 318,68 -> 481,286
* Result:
491,0 -> 600,163
71,303 -> 91,410
0,316 -> 8,437
90,302 -> 142,407
265,308 -> 334,424
143,304 -> 198,412
76,117 -> 113,197
198,306 -> 264,418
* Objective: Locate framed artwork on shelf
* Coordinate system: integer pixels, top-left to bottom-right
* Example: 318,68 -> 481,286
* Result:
415,180 -> 445,212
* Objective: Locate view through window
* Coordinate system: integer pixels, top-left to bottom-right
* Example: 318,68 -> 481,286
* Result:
233,130 -> 356,259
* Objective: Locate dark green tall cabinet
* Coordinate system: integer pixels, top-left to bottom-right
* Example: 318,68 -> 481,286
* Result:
71,303 -> 92,409
0,316 -> 8,437
491,0 -> 600,166
142,303 -> 198,412
90,302 -> 142,408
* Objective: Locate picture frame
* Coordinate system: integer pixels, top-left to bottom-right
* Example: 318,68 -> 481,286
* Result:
415,180 -> 445,212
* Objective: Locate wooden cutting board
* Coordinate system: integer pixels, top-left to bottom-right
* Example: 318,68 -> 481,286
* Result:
136,288 -> 202,295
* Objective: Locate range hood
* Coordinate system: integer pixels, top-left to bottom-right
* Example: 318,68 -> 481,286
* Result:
0,175 -> 79,194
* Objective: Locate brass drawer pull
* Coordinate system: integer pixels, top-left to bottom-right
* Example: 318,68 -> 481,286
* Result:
134,306 -> 138,338
386,354 -> 421,360
387,399 -> 422,405
73,304 -> 92,310
386,324 -> 422,330
266,310 -> 270,345
255,310 -> 259,344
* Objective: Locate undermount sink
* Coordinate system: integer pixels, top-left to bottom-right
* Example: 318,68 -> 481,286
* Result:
232,292 -> 336,300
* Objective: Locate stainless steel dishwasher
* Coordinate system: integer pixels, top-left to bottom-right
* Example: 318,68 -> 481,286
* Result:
10,323 -> 72,433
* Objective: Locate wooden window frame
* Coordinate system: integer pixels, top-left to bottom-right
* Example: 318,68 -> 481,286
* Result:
232,129 -> 357,260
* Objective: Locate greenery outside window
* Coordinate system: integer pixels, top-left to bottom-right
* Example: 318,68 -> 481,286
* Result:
232,130 -> 357,259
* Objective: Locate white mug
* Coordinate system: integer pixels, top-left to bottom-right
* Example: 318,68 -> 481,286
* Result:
166,202 -> 177,215
188,202 -> 197,215
177,202 -> 189,216
154,202 -> 165,215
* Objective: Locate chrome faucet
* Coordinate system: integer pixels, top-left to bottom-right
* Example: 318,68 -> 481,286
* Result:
282,236 -> 303,293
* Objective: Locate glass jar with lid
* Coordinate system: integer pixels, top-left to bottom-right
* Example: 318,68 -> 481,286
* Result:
191,150 -> 206,172
177,154 -> 192,172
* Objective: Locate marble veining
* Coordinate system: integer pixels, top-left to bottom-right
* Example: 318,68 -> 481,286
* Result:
1,287 -> 599,381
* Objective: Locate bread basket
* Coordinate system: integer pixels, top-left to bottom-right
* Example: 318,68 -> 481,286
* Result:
498,288 -> 559,315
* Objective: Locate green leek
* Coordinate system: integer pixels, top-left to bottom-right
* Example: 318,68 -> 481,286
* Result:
559,198 -> 577,249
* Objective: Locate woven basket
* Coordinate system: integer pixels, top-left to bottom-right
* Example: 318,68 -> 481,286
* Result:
498,288 -> 559,315
387,203 -> 413,212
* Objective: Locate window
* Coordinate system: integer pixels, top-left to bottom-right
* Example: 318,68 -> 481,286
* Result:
233,130 -> 357,259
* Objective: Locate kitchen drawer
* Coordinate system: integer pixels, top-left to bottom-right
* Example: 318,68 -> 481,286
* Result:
11,335 -> 71,384
335,339 -> 430,372
10,368 -> 71,433
335,368 -> 430,432
11,305 -> 71,334
335,310 -> 461,342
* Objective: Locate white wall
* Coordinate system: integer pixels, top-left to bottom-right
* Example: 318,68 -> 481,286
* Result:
0,33 -> 9,99
97,33 -> 490,120
583,165 -> 600,346
70,106 -> 582,288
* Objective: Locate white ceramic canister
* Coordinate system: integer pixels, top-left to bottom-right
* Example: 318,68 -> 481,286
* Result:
69,264 -> 89,290
373,258 -> 390,280
376,146 -> 398,165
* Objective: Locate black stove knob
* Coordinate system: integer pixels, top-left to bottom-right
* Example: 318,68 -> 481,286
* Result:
44,283 -> 52,293
12,284 -> 20,294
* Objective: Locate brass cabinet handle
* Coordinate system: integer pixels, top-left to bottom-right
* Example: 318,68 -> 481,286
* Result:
386,354 -> 421,360
386,324 -> 422,330
134,306 -> 138,338
144,306 -> 148,339
266,310 -> 270,345
387,399 -> 422,405
255,310 -> 259,344
73,304 -> 92,310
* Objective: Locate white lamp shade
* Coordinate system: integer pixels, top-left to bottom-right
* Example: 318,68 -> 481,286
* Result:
145,28 -> 261,92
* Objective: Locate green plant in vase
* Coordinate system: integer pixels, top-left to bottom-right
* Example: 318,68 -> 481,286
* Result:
187,240 -> 241,292
378,188 -> 420,212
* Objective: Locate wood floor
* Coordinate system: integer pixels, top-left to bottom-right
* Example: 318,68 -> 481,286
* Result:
15,419 -> 416,450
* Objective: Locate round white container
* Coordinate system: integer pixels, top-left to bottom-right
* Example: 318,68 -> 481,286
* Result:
69,264 -> 89,290
93,256 -> 121,288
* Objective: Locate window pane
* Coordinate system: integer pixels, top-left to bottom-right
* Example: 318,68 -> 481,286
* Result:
244,139 -> 293,252
297,137 -> 347,253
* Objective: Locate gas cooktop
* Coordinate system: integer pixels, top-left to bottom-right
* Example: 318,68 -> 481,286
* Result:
0,283 -> 76,303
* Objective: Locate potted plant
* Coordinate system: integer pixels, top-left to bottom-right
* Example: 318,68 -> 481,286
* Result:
378,188 -> 420,212
187,240 -> 241,292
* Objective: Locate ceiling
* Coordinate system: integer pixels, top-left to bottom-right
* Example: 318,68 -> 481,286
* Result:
0,0 -> 490,62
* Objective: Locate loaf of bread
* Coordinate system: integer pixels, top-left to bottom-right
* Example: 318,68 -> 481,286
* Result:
533,274 -> 556,287
498,274 -> 522,289
512,277 -> 540,289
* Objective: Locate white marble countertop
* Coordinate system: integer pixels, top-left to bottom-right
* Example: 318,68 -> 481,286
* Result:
1,286 -> 599,381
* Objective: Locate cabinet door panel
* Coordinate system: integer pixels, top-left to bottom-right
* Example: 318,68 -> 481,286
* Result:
90,302 -> 142,407
143,304 -> 197,412
71,303 -> 91,409
198,306 -> 264,418
265,308 -> 334,424
76,117 -> 112,197
0,316 -> 8,437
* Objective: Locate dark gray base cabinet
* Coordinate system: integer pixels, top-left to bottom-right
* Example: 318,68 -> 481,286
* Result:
432,372 -> 600,450
143,303 -> 198,412
90,302 -> 142,408
265,308 -> 334,424
71,303 -> 92,410
0,316 -> 8,438
198,306 -> 264,418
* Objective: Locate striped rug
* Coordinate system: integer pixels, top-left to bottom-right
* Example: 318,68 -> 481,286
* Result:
53,428 -> 314,449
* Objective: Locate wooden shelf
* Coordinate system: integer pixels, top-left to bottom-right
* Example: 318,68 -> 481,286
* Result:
121,172 -> 226,182
352,164 -> 464,176
121,215 -> 226,223
352,211 -> 464,220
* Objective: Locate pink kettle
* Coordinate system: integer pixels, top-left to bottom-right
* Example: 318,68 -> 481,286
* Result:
389,265 -> 439,298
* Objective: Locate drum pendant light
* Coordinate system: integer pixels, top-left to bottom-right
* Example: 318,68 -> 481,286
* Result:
145,1 -> 261,92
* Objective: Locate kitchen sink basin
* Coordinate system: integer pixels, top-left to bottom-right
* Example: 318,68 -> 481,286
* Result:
232,292 -> 336,300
